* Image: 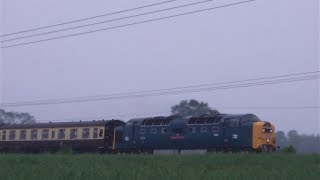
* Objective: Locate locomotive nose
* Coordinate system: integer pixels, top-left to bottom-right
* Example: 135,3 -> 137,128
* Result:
252,121 -> 276,152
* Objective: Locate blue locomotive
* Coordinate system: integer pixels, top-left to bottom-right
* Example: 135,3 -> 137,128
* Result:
113,114 -> 276,153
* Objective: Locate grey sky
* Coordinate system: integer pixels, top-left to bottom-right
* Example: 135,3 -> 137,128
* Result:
0,0 -> 319,134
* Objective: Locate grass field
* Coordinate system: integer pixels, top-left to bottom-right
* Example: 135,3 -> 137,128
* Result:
0,153 -> 319,180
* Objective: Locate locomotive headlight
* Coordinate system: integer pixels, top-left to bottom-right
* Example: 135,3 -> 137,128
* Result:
267,139 -> 270,142
270,130 -> 273,133
263,129 -> 265,132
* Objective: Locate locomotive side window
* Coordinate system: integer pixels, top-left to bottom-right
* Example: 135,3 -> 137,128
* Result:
140,129 -> 146,134
20,130 -> 26,140
42,129 -> 49,140
227,119 -> 239,127
58,129 -> 65,139
150,128 -> 157,134
9,130 -> 16,140
161,128 -> 168,134
82,128 -> 90,139
189,127 -> 196,133
200,127 -> 208,133
31,129 -> 38,140
99,129 -> 103,137
2,131 -> 6,141
70,129 -> 78,139
93,128 -> 98,138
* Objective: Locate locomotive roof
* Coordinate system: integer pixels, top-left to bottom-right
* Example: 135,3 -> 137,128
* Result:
0,119 -> 123,129
126,114 -> 260,126
127,115 -> 181,126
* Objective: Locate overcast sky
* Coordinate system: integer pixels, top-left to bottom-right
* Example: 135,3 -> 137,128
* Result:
0,0 -> 319,134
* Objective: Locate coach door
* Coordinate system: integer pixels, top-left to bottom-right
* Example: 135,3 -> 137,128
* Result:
223,118 -> 241,149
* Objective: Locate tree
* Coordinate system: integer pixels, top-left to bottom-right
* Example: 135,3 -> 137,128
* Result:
276,130 -> 320,154
276,131 -> 288,148
171,99 -> 219,117
0,109 -> 36,124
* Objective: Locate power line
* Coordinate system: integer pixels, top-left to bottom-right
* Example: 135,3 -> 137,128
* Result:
1,73 -> 319,107
40,106 -> 320,122
0,0 -> 181,37
2,70 -> 319,105
218,106 -> 320,110
1,0 -> 256,48
1,0 -> 217,43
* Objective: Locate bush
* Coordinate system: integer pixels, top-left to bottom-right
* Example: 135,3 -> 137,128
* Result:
281,145 -> 297,153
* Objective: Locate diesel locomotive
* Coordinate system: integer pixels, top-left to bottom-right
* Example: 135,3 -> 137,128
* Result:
114,114 -> 276,153
0,114 -> 276,153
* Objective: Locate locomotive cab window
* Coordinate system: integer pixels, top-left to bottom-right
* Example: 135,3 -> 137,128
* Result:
9,130 -> 16,140
42,129 -> 49,140
31,129 -> 38,140
20,130 -> 26,140
82,128 -> 90,139
2,131 -> 6,141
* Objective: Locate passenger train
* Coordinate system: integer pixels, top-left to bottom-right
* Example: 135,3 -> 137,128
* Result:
0,114 -> 276,153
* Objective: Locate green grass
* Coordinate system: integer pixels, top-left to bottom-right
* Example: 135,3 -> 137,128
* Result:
0,153 -> 319,180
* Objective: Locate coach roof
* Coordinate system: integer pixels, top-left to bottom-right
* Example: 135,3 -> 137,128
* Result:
0,120 -> 123,129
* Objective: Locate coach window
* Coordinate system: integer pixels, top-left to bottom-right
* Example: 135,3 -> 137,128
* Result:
99,129 -> 103,137
93,128 -> 98,139
140,129 -> 146,134
42,129 -> 49,140
200,127 -> 208,133
161,128 -> 167,134
189,127 -> 196,133
2,131 -> 6,141
82,128 -> 90,139
20,130 -> 26,140
58,129 -> 65,139
70,129 -> 78,139
31,129 -> 38,140
51,130 -> 56,139
150,128 -> 157,134
9,130 -> 16,140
